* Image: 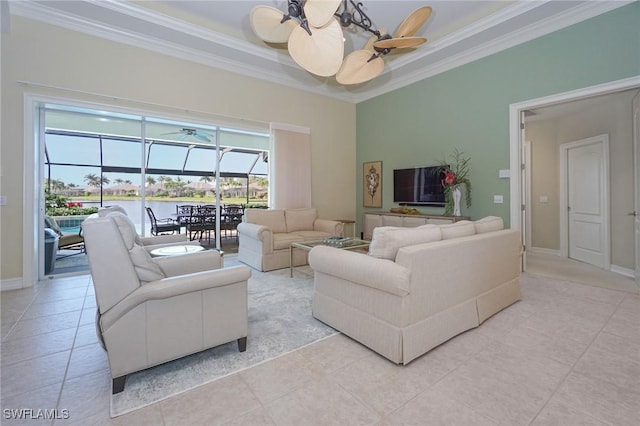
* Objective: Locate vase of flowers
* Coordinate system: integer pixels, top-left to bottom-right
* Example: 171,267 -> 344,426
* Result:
441,149 -> 472,216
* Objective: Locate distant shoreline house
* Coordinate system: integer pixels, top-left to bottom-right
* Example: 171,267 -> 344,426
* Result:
103,184 -> 140,197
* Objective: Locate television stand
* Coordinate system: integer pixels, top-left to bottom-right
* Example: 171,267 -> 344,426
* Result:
363,211 -> 471,240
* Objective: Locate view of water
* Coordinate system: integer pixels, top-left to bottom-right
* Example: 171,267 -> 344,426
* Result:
71,199 -> 224,233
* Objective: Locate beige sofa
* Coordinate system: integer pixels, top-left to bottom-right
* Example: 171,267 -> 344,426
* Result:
308,217 -> 522,364
237,208 -> 343,271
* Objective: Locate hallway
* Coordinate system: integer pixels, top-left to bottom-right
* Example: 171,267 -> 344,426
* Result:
526,251 -> 638,294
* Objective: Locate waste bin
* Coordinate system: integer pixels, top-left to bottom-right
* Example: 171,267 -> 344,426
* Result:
44,228 -> 59,274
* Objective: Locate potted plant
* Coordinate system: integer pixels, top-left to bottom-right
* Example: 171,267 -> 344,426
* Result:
441,149 -> 472,216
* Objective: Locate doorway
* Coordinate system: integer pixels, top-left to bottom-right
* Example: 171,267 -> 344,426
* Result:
560,135 -> 610,269
509,76 -> 640,285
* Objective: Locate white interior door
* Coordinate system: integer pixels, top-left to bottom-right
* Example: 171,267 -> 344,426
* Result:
563,135 -> 610,269
633,93 -> 640,283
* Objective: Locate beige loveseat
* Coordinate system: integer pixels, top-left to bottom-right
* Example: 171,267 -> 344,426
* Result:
237,208 -> 343,271
309,216 -> 522,364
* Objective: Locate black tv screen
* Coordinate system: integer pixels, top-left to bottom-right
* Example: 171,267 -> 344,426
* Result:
393,166 -> 447,206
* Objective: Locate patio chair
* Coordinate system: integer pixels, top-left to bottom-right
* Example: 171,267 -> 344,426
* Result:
44,215 -> 84,252
146,207 -> 181,235
221,204 -> 244,239
187,205 -> 217,244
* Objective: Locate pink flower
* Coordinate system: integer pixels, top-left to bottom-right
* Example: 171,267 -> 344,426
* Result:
442,170 -> 456,186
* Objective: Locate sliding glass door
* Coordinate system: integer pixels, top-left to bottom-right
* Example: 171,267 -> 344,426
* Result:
39,103 -> 269,279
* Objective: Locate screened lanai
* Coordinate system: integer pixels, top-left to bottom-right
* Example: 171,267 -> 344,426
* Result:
44,106 -> 269,204
42,104 -> 270,276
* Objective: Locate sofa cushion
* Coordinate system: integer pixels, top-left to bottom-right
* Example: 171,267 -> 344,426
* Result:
290,230 -> 332,241
286,208 -> 317,232
440,220 -> 476,240
98,205 -> 128,217
368,225 -> 442,260
245,209 -> 287,234
109,213 -> 165,283
474,216 -> 504,234
273,233 -> 305,250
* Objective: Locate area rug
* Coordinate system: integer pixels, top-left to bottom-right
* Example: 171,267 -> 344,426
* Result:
110,258 -> 337,417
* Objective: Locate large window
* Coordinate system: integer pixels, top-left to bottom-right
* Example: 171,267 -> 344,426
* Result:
43,104 -> 269,274
44,106 -> 269,212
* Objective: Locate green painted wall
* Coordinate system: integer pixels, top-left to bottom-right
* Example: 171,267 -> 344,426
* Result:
356,2 -> 640,232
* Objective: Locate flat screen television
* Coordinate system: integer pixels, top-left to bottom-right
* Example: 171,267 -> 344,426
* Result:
393,165 -> 447,206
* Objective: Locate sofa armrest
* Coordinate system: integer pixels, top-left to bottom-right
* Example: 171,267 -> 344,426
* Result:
154,250 -> 222,276
237,222 -> 274,254
237,222 -> 272,240
313,219 -> 344,236
139,234 -> 188,246
101,265 -> 251,330
309,246 -> 410,296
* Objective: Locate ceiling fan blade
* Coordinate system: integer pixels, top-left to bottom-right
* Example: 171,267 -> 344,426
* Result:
336,50 -> 384,85
304,0 -> 342,29
250,5 -> 297,43
195,134 -> 211,142
374,36 -> 427,50
288,18 -> 344,77
395,5 -> 432,38
363,34 -> 377,52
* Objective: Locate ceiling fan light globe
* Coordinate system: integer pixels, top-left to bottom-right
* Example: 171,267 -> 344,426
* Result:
339,11 -> 352,27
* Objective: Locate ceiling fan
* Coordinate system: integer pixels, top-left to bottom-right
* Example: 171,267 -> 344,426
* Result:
161,128 -> 213,142
250,0 -> 432,85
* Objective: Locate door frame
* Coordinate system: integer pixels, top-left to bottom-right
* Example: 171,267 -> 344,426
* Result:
634,92 -> 640,284
509,75 -> 640,274
559,135 -> 610,269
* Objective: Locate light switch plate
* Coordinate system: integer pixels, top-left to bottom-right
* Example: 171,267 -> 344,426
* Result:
499,169 -> 510,178
493,195 -> 504,204
0,195 -> 7,206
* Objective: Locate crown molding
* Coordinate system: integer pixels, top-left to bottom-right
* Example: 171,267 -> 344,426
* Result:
85,0 -> 296,67
352,0 -> 634,102
10,0 -> 633,104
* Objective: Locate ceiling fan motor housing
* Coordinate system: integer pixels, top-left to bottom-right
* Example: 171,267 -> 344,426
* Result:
288,0 -> 304,18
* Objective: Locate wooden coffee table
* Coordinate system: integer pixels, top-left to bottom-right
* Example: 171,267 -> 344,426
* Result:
289,238 -> 370,277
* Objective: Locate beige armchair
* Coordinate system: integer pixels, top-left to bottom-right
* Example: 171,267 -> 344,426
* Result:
97,206 -> 201,252
82,212 -> 251,394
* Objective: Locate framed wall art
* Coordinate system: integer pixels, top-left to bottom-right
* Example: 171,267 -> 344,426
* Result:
363,161 -> 382,208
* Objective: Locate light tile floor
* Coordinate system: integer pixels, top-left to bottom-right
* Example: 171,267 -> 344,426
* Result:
1,256 -> 639,426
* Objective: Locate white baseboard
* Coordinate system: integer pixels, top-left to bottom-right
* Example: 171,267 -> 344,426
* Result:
1,277 -> 24,291
610,265 -> 636,278
529,247 -> 561,256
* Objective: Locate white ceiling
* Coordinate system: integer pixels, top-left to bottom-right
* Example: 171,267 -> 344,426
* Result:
9,0 -> 632,103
